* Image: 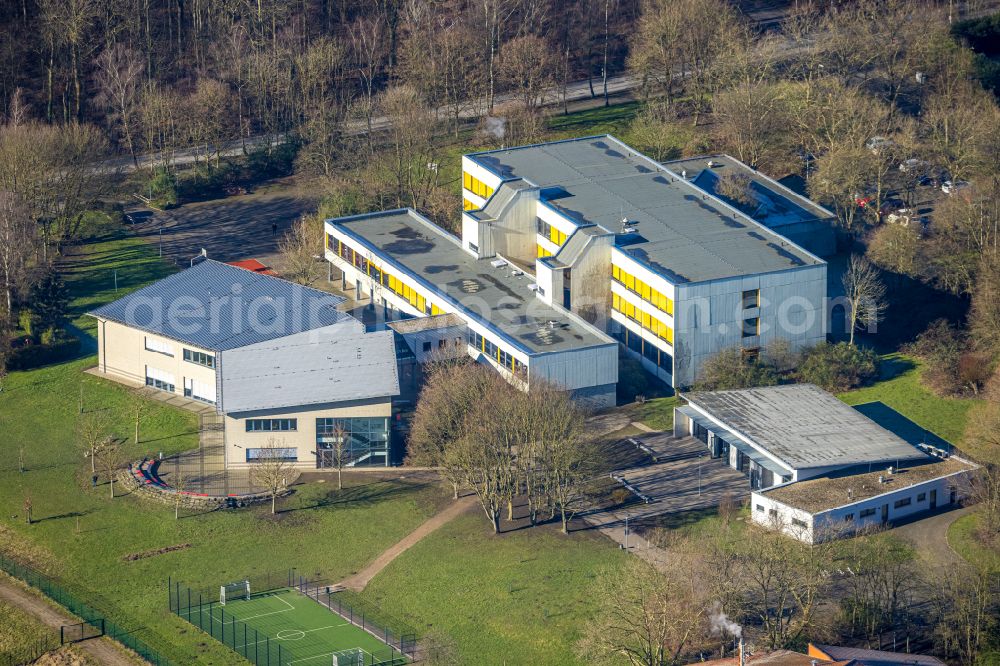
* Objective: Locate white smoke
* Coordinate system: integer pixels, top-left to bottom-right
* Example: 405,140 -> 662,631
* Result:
709,602 -> 742,638
484,116 -> 506,140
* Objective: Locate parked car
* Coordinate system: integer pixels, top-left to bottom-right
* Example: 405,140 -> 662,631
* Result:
898,158 -> 930,173
866,136 -> 894,153
941,180 -> 970,195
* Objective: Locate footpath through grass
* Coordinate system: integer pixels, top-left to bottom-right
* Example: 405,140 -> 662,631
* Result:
0,230 -> 449,664
358,511 -> 629,666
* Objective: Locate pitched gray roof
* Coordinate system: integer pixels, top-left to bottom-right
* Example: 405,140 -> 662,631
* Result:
88,260 -> 358,351
809,645 -> 945,666
218,327 -> 399,413
683,384 -> 929,471
466,136 -> 823,283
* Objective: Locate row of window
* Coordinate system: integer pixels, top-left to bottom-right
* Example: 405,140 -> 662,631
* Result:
246,419 -> 298,432
183,349 -> 215,368
537,244 -> 553,258
742,288 -> 760,309
613,326 -> 672,372
468,330 -> 527,376
612,264 -> 674,316
463,172 -> 494,200
331,236 -> 444,316
463,198 -> 477,211
144,337 -> 173,356
536,219 -> 568,246
612,293 -> 674,344
146,376 -> 175,392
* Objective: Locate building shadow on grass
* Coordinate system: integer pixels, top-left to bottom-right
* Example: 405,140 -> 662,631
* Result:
279,479 -> 428,514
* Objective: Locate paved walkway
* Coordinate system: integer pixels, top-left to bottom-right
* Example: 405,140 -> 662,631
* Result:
583,435 -> 749,570
0,575 -> 139,665
336,496 -> 477,592
890,505 -> 973,570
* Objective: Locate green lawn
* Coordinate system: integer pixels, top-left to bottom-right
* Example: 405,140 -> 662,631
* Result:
0,231 -> 451,664
948,512 -> 1000,573
623,396 -> 680,432
357,511 -> 628,666
546,101 -> 642,138
838,353 -> 978,446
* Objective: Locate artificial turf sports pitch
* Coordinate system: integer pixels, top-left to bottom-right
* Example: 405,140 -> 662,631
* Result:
177,588 -> 407,665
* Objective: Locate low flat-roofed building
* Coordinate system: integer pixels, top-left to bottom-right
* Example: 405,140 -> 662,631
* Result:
754,455 -> 976,543
89,259 -> 400,469
676,384 -> 929,489
325,208 -> 619,407
807,644 -> 946,666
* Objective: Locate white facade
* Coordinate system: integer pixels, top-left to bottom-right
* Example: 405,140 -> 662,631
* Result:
752,465 -> 974,544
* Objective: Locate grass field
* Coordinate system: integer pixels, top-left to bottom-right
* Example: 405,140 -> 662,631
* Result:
176,588 -> 405,666
839,353 -> 978,445
948,512 -> 1000,574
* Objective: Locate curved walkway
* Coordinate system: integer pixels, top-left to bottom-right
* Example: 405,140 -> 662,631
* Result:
336,496 -> 477,592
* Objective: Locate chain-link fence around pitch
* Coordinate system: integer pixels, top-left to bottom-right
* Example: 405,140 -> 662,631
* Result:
0,554 -> 172,665
169,572 -> 415,665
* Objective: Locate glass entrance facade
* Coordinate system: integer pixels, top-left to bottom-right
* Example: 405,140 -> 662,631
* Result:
315,417 -> 390,467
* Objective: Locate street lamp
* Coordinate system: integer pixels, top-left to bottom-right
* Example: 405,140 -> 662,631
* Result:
159,227 -> 163,257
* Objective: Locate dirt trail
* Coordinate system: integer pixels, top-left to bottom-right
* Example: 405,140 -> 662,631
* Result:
337,496 -> 476,592
0,576 -> 140,665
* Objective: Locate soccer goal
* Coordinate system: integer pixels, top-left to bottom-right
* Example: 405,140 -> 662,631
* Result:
331,648 -> 365,666
219,580 -> 250,605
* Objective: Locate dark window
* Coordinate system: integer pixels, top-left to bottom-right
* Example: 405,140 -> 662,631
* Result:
791,518 -> 807,528
246,419 -> 297,432
768,508 -> 778,517
917,493 -> 926,502
422,341 -> 432,352
860,508 -> 877,518
894,497 -> 912,509
755,504 -> 764,512
468,242 -> 478,253
742,289 -> 760,309
438,338 -> 447,349
316,417 -> 390,468
183,348 -> 215,368
844,513 -> 855,522
146,376 -> 174,392
742,318 -> 760,338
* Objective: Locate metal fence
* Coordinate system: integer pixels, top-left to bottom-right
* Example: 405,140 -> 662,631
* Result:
0,635 -> 59,666
169,573 -> 415,665
0,554 -> 173,665
296,576 -> 417,659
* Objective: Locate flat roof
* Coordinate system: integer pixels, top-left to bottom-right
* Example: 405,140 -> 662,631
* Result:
329,209 -> 613,355
663,154 -> 834,227
761,456 -> 975,514
388,313 -> 466,334
466,136 -> 823,284
88,260 -> 358,351
219,328 -> 399,413
683,384 -> 930,471
811,645 -> 945,666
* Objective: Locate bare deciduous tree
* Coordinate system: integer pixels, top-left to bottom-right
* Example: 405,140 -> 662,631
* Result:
249,437 -> 294,515
125,386 -> 149,445
93,434 -> 130,498
842,254 -> 887,345
278,216 -> 324,286
0,191 -> 35,322
93,45 -> 143,167
76,410 -> 112,475
578,556 -> 710,666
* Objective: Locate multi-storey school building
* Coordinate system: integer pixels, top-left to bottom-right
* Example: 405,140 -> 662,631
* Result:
326,135 -> 831,400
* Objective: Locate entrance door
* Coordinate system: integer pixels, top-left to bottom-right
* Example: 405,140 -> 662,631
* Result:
881,504 -> 889,524
950,488 -> 957,505
930,489 -> 937,509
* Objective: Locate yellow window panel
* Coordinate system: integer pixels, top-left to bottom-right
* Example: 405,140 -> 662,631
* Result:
612,265 -> 620,281
431,304 -> 442,316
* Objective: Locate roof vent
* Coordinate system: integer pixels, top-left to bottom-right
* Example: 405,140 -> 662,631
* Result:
527,284 -> 539,292
490,258 -> 508,269
888,466 -> 894,475
707,160 -> 717,168
878,475 -> 885,484
548,320 -> 558,329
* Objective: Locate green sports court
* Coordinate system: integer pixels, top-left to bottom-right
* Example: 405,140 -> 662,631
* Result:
172,585 -> 409,666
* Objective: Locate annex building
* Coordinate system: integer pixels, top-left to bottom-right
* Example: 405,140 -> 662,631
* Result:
89,260 -> 400,469
326,136 -> 829,399
675,384 -> 977,542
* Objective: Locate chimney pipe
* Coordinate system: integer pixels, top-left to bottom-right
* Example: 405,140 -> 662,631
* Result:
739,637 -> 745,666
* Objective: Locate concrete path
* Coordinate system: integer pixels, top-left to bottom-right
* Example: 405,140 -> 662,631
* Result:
890,505 -> 973,570
336,496 -> 477,592
583,435 -> 748,571
0,575 -> 139,665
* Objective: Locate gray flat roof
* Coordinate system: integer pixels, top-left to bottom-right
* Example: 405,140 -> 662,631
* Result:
467,136 -> 822,284
387,313 -> 466,334
88,260 -> 358,351
219,328 -> 399,413
330,209 -> 612,355
663,154 -> 834,227
683,384 -> 930,471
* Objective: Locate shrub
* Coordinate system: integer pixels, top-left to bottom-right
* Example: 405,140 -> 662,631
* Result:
18,308 -> 39,339
907,319 -> 991,396
145,167 -> 178,209
610,488 -> 632,506
8,334 -> 80,370
694,347 -> 779,391
796,342 -> 878,392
